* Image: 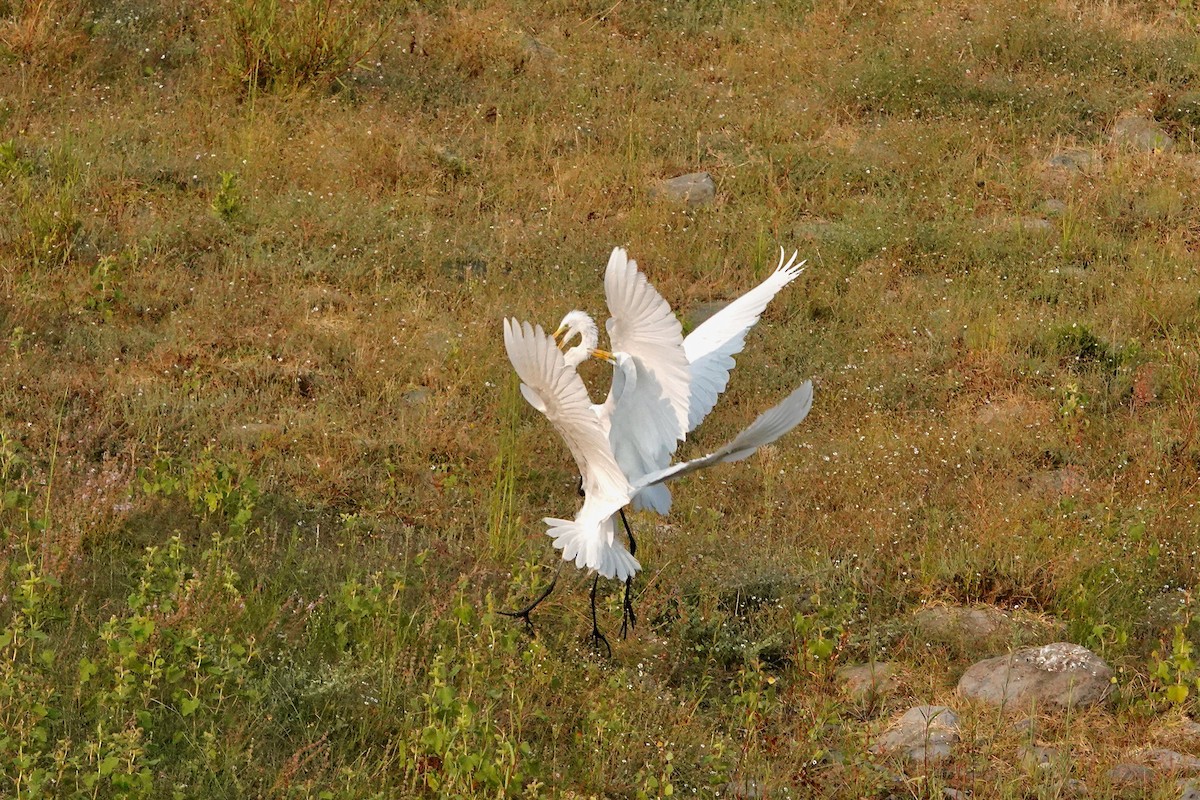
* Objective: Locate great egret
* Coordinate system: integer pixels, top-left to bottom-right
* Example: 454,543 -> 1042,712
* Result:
557,247 -> 807,514
502,317 -> 813,650
502,248 -> 812,649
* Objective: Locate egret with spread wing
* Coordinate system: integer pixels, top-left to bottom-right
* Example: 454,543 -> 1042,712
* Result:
502,248 -> 813,649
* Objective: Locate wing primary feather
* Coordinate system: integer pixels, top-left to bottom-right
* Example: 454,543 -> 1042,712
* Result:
635,381 -> 813,489
682,251 -> 806,432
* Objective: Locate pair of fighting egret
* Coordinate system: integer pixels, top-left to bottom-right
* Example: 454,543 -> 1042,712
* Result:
502,247 -> 814,653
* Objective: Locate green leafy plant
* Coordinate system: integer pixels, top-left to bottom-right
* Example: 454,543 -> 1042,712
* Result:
83,254 -> 123,320
211,170 -> 243,222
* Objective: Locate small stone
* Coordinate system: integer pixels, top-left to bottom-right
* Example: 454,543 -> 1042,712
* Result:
1108,763 -> 1154,787
1136,749 -> 1200,774
1048,149 -> 1102,175
958,642 -> 1113,710
942,789 -> 968,799
913,605 -> 1050,652
1061,778 -> 1089,798
915,606 -> 1005,640
650,172 -> 715,207
1019,744 -> 1059,771
1112,115 -> 1175,153
1180,778 -> 1200,800
838,662 -> 902,702
873,706 -> 961,764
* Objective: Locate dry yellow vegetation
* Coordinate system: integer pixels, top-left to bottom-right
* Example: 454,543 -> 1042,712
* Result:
2,1 -> 1200,797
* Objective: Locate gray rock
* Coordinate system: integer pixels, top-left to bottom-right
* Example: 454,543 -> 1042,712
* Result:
1019,744 -> 1060,771
838,662 -> 902,702
916,606 -> 1007,641
1181,778 -> 1200,800
1108,763 -> 1154,787
651,172 -> 715,207
942,789 -> 967,799
1112,115 -> 1175,153
913,605 -> 1053,652
872,705 -> 960,764
957,642 -> 1113,710
1136,748 -> 1200,774
1048,149 -> 1102,175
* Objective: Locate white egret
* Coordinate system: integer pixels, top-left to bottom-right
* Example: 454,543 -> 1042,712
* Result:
556,247 -> 807,514
502,247 -> 812,649
502,317 -> 813,650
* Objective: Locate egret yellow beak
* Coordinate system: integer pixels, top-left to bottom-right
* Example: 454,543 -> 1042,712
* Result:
552,325 -> 568,350
590,348 -> 616,363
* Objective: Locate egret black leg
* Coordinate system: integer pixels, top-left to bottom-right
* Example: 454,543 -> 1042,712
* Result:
499,562 -> 563,634
620,509 -> 637,556
589,574 -> 612,657
619,509 -> 638,639
577,476 -> 585,497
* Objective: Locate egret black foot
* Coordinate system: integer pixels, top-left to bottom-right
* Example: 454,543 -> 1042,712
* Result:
499,564 -> 562,635
590,624 -> 612,657
588,573 -> 612,657
619,577 -> 637,639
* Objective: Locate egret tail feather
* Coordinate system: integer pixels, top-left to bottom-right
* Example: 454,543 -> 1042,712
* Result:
543,517 -> 641,580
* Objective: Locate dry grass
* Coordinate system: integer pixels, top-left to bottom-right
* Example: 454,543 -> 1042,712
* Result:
1,0 -> 1200,796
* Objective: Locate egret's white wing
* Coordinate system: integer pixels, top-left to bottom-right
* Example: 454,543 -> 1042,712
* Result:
683,250 -> 805,432
607,353 -> 681,484
503,318 -> 640,579
503,318 -> 631,503
603,247 -> 691,443
635,381 -> 813,489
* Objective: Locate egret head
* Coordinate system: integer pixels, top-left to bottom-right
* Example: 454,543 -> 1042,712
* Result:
553,310 -> 599,368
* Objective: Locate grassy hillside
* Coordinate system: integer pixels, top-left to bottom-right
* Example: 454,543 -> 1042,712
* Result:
2,0 -> 1199,796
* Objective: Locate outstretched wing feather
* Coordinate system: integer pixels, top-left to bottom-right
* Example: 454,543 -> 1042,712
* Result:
503,318 -> 631,502
635,381 -> 813,489
603,247 -> 691,444
683,250 -> 805,431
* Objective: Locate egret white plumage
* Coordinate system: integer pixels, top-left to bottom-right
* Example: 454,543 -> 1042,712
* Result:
502,247 -> 813,649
